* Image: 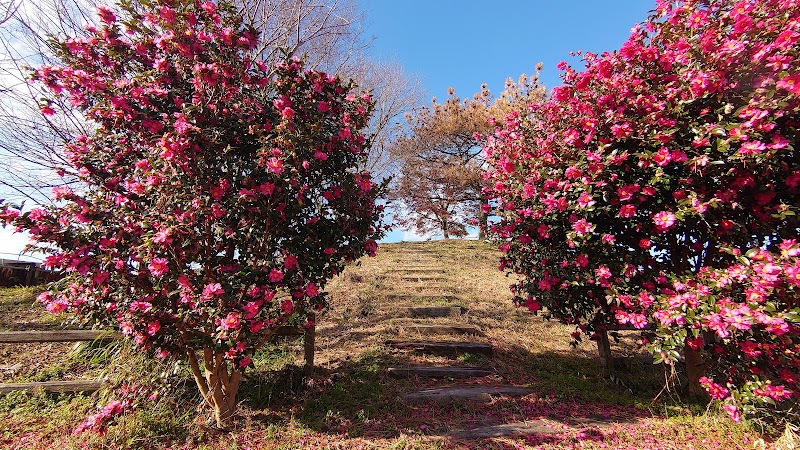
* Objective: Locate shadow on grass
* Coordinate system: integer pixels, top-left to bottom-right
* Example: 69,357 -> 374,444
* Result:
234,344 -> 705,442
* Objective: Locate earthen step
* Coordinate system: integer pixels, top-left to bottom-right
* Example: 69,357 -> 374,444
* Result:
385,294 -> 460,302
400,276 -> 447,282
387,365 -> 493,379
404,385 -> 535,403
386,340 -> 493,356
395,268 -> 446,274
405,323 -> 482,335
405,306 -> 462,318
449,417 -> 618,440
386,294 -> 461,302
450,420 -> 563,439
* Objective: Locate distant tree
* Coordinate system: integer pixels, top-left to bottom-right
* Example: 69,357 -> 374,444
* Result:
389,90 -> 488,239
391,73 -> 545,239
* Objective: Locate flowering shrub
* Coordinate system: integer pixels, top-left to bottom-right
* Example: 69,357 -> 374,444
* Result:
654,243 -> 800,423
0,0 -> 384,427
483,0 -> 799,421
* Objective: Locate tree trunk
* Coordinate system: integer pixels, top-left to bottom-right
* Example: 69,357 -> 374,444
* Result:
684,337 -> 708,397
478,195 -> 488,240
187,349 -> 242,429
596,330 -> 614,375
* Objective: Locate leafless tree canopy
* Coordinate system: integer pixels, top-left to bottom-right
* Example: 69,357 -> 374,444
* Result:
0,0 -> 420,204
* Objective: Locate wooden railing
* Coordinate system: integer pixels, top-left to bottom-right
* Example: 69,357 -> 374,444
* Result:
0,317 -> 315,394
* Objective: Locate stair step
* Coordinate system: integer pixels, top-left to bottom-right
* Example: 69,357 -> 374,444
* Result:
404,385 -> 535,403
395,268 -> 446,274
449,417 -> 616,440
385,294 -> 460,302
386,340 -> 493,356
387,365 -> 493,379
400,276 -> 447,282
405,323 -> 482,335
450,420 -> 562,439
405,306 -> 462,318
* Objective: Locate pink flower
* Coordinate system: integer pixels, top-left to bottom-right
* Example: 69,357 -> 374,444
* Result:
572,219 -> 595,235
305,283 -> 319,297
777,74 -> 800,95
243,301 -> 260,319
238,356 -> 252,368
284,254 -> 299,270
281,107 -> 295,120
267,157 -> 284,174
96,6 -> 116,24
317,101 -> 330,112
722,403 -> 741,422
619,204 -> 636,218
269,268 -> 284,282
202,282 -> 224,299
146,321 -> 161,336
700,377 -> 730,400
652,211 -> 677,231
595,266 -> 612,279
45,298 -> 68,314
148,257 -> 169,277
281,299 -> 294,314
153,228 -> 172,244
577,191 -> 595,208
576,254 -> 589,267
220,313 -> 240,330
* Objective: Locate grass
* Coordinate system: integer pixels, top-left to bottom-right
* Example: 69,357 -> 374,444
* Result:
0,240 -> 781,449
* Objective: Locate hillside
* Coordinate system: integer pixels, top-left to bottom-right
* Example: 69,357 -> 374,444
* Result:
0,240 -> 771,449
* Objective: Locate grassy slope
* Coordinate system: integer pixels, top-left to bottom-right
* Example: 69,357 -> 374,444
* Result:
0,240 -> 772,449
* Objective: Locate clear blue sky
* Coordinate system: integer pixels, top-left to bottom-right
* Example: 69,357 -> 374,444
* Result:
363,1 -> 656,242
362,1 -> 656,102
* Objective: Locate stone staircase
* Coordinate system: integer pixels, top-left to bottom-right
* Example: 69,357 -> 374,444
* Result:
382,247 -> 547,439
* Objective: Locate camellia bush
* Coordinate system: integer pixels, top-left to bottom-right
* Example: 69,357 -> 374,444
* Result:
0,0 -> 384,428
483,0 -> 799,422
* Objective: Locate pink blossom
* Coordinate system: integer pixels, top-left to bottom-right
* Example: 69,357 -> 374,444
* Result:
305,283 -> 319,297
572,218 -> 595,235
220,313 -> 240,330
267,157 -> 284,174
146,321 -> 161,336
148,257 -> 169,277
202,283 -> 224,299
652,211 -> 677,231
269,268 -> 284,282
619,204 -> 636,218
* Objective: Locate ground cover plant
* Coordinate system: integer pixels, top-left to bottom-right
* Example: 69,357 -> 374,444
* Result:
0,241 -> 782,449
0,0 -> 384,428
483,0 -> 800,426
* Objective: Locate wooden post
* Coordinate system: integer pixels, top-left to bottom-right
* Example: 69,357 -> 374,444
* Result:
303,312 -> 316,376
24,265 -> 35,286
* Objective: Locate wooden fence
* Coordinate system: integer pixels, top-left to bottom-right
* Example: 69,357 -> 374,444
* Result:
0,317 -> 315,394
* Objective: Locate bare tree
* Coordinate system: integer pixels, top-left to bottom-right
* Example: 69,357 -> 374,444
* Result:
0,0 -> 102,205
0,0 -> 420,205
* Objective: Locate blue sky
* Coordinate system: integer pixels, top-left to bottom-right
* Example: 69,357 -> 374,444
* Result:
0,1 -> 658,259
363,1 -> 656,242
